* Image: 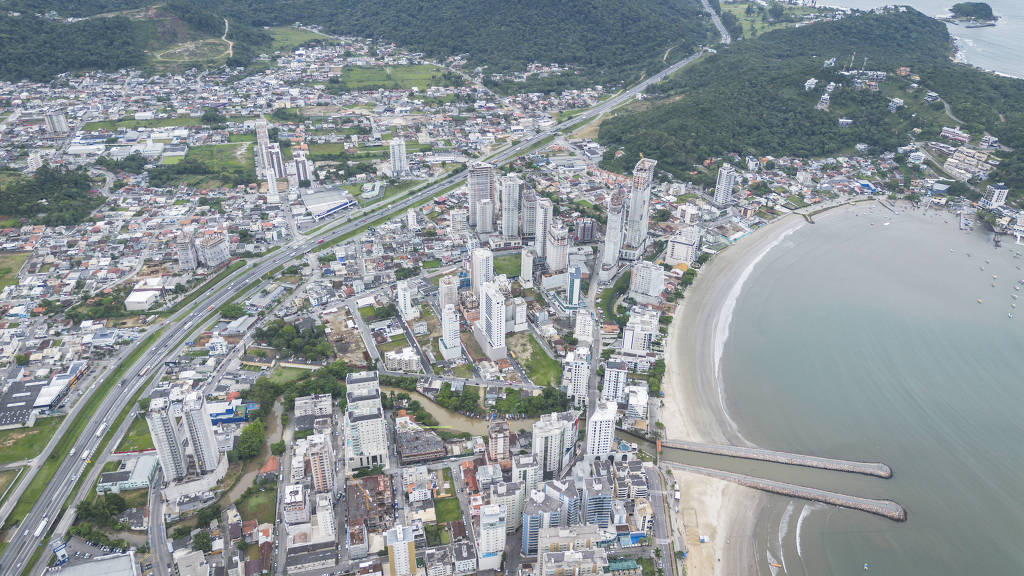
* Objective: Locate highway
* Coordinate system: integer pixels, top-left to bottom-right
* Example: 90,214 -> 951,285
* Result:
0,42 -> 714,575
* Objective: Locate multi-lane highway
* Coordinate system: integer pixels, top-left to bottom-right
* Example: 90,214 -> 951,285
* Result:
1,42 -> 714,575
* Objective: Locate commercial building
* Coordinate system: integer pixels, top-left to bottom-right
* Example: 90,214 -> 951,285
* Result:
96,454 -> 159,494
196,232 -> 231,268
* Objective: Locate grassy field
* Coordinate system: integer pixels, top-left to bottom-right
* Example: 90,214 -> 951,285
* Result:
510,333 -> 561,388
83,116 -> 201,131
357,180 -> 425,208
721,1 -> 825,39
237,488 -> 277,525
338,64 -> 449,91
160,155 -> 184,165
452,364 -> 473,379
186,143 -> 250,170
493,253 -> 521,278
268,26 -> 334,51
433,497 -> 463,523
378,334 -> 411,354
0,469 -> 22,505
114,417 -> 154,453
268,366 -> 308,385
0,251 -> 29,289
0,417 -> 63,466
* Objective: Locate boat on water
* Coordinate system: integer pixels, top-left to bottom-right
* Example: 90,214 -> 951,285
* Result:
966,21 -> 996,28
978,299 -> 984,303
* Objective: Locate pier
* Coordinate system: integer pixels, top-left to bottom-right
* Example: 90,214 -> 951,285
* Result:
665,462 -> 907,522
659,439 -> 893,478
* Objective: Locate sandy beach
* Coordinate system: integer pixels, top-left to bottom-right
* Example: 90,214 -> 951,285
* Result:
661,213 -> 809,576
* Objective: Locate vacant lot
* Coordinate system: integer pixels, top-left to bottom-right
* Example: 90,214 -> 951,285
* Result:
0,251 -> 29,289
186,143 -> 250,170
83,116 -> 201,131
0,416 -> 63,465
493,253 -> 521,278
433,497 -> 463,523
339,64 -> 449,91
269,26 -> 334,51
508,333 -> 560,388
115,417 -> 154,453
237,488 -> 277,525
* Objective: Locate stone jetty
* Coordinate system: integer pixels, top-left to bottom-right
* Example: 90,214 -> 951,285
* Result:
659,439 -> 892,478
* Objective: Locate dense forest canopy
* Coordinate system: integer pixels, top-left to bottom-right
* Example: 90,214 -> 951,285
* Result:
0,165 -> 103,225
0,0 -> 712,88
950,2 -> 995,20
598,8 -> 1024,196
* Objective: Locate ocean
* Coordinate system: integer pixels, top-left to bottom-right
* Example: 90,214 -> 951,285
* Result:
719,204 -> 1024,575
829,0 -> 1024,78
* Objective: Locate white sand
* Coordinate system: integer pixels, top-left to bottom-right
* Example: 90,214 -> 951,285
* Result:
661,214 -> 809,576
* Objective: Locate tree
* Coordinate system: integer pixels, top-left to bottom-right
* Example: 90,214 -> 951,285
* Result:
192,530 -> 213,553
270,440 -> 286,456
219,303 -> 246,319
201,107 -> 226,125
14,353 -> 27,366
236,419 -> 265,460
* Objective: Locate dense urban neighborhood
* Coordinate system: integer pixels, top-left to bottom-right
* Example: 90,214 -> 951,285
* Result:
0,2 -> 1022,576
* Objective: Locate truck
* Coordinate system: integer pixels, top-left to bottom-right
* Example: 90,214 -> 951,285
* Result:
95,422 -> 107,438
34,517 -> 48,538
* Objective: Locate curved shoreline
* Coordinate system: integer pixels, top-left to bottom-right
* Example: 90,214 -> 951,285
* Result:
662,212 -> 813,576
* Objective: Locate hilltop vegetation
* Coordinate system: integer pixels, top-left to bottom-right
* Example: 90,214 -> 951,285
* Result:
0,166 -> 103,225
950,2 -> 995,20
599,8 -> 1024,196
3,0 -> 712,88
0,0 -> 270,80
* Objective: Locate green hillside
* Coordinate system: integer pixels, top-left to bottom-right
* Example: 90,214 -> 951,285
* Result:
597,8 -> 1024,196
3,0 -> 713,89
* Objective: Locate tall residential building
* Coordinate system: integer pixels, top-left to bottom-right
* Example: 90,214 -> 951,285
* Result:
490,481 -> 525,532
292,149 -> 314,184
183,392 -> 220,475
176,231 -> 197,271
470,248 -> 494,297
533,411 -> 580,480
665,227 -> 702,267
628,261 -> 665,303
488,420 -> 511,462
983,182 -> 1009,209
522,490 -> 565,555
545,223 -> 569,273
396,280 -> 419,321
468,161 -> 496,227
438,275 -> 459,311
602,194 -> 625,269
267,143 -> 286,179
561,350 -> 590,406
582,478 -> 613,529
512,454 -> 541,495
344,371 -> 389,469
440,304 -> 462,361
522,188 -> 538,238
536,524 -> 610,575
566,266 -> 583,307
622,158 -> 657,261
386,524 -> 418,576
147,397 -> 187,481
307,433 -> 335,494
475,281 -> 507,361
282,484 -> 311,524
520,249 -> 535,288
255,119 -> 272,176
500,175 -> 522,238
196,233 -> 231,268
601,361 -> 628,404
586,402 -> 616,458
449,209 -> 469,237
622,308 -> 659,355
477,198 -> 495,234
714,163 -> 737,206
390,137 -> 409,177
477,504 -> 507,571
535,198 -> 553,257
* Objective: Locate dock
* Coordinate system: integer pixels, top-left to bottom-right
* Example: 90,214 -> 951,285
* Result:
659,439 -> 892,478
665,462 -> 907,522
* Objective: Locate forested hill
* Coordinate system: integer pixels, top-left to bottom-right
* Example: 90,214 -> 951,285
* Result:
1,0 -> 713,89
598,7 -> 1024,193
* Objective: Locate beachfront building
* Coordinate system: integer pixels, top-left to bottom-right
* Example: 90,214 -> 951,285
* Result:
628,261 -> 665,304
714,164 -> 737,206
982,182 -> 1009,209
666,227 -> 702,267
601,361 -> 628,404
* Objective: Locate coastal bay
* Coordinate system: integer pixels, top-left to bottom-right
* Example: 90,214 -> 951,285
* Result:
671,201 -> 1024,575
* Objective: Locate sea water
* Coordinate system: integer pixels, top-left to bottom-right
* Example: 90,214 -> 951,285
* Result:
720,205 -> 1024,575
